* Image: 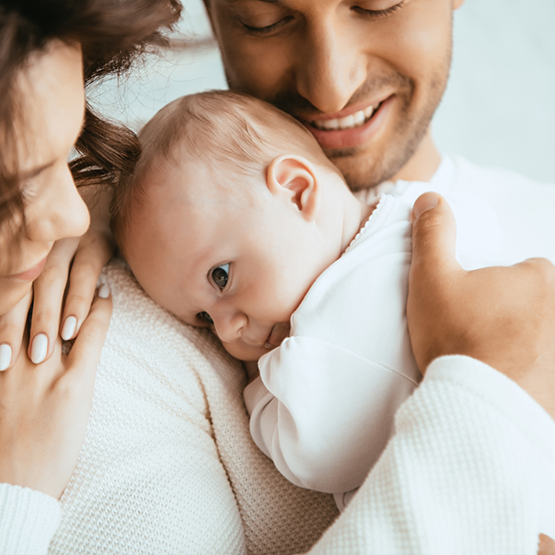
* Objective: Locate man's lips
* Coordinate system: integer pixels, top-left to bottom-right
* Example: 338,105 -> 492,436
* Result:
300,95 -> 394,151
8,257 -> 47,282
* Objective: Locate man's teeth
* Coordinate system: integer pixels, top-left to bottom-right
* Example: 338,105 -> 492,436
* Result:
311,105 -> 377,131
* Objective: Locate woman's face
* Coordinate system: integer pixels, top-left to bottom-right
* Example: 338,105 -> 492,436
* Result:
0,41 -> 90,316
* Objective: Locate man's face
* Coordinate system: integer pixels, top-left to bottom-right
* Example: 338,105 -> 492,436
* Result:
203,0 -> 462,190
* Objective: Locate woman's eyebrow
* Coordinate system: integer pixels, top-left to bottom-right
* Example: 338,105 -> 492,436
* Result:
19,118 -> 85,181
20,160 -> 56,181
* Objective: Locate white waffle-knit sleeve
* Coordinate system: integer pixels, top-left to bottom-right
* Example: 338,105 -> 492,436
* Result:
306,355 -> 555,555
0,484 -> 61,555
244,336 -> 417,495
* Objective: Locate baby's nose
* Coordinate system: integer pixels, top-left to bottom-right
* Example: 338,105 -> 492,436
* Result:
214,311 -> 247,343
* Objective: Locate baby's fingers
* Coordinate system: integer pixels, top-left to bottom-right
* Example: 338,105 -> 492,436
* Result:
0,289 -> 33,371
65,284 -> 112,393
29,238 -> 79,364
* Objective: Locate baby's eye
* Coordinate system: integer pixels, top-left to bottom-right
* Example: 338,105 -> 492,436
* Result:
198,312 -> 214,325
211,263 -> 229,290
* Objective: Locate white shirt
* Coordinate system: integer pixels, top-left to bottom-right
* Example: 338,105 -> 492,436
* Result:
244,160 -> 506,507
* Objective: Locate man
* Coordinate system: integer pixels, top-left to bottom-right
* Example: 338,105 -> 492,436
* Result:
199,0 -> 555,551
4,1 -> 554,553
202,0 -> 555,259
202,0 -> 462,190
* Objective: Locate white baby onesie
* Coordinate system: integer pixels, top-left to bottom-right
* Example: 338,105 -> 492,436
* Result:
244,179 -> 505,509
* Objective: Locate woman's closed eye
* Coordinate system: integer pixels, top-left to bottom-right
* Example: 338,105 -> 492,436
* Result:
210,263 -> 230,290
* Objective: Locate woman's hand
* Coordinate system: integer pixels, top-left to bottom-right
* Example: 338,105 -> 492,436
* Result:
407,192 -> 555,420
0,187 -> 114,370
0,287 -> 112,499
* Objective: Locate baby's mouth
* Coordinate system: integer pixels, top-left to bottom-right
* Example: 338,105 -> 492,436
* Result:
264,322 -> 291,350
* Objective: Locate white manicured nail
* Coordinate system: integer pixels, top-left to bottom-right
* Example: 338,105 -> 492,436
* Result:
0,344 -> 12,371
61,316 -> 77,340
31,334 -> 48,364
98,283 -> 110,299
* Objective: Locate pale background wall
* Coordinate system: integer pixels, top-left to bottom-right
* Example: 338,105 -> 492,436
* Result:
92,0 -> 555,183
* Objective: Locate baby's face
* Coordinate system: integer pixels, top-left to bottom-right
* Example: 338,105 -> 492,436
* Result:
126,159 -> 331,361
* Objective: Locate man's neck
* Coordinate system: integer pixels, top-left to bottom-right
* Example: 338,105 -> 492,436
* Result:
390,130 -> 442,184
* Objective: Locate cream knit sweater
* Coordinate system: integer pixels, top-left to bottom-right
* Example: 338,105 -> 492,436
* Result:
3,265 -> 555,555
2,156 -> 555,553
0,262 -> 338,555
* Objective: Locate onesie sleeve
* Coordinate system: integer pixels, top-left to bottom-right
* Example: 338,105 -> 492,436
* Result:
244,336 -> 417,494
305,355 -> 555,554
0,483 -> 61,555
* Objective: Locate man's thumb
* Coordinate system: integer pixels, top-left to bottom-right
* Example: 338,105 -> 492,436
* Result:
411,192 -> 460,278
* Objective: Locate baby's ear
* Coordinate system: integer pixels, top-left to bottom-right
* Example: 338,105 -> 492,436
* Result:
266,155 -> 320,222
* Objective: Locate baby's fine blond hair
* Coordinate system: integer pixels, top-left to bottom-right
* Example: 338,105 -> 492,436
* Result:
111,90 -> 338,241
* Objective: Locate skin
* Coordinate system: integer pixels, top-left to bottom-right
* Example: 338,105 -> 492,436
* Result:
0,40 -> 112,498
409,194 -> 555,553
0,42 -> 90,315
0,42 -> 114,369
125,152 -> 371,361
203,0 -> 464,191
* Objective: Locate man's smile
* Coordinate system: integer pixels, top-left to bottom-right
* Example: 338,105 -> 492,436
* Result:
301,95 -> 395,151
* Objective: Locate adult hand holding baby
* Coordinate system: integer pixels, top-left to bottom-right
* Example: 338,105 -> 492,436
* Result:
407,192 -> 555,420
0,290 -> 111,499
409,192 -> 555,554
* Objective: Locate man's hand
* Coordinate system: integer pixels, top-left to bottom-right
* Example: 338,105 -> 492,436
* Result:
539,535 -> 555,555
407,192 -> 555,420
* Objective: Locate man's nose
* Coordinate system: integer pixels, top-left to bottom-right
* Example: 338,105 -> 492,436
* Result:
294,19 -> 367,114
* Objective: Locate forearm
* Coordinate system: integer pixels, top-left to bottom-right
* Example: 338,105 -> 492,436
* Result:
0,484 -> 60,555
307,355 -> 555,554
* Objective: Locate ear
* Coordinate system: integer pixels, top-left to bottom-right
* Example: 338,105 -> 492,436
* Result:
266,155 -> 321,222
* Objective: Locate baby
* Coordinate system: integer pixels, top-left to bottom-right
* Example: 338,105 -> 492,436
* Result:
113,90 -> 503,509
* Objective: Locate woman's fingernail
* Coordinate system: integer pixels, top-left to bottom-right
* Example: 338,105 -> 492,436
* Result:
413,192 -> 440,221
0,344 -> 12,371
61,316 -> 77,340
30,333 -> 48,364
98,283 -> 110,299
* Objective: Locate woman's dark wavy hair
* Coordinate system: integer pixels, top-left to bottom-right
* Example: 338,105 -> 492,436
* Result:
0,0 -> 182,227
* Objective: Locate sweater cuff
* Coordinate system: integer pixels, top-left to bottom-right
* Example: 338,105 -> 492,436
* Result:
0,483 -> 61,555
427,355 -> 555,461
243,376 -> 271,416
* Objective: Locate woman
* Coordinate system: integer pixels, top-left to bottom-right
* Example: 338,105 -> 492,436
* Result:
1,0 -> 555,553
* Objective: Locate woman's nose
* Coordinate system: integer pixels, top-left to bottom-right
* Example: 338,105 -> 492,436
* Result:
25,163 -> 90,243
295,19 -> 367,114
